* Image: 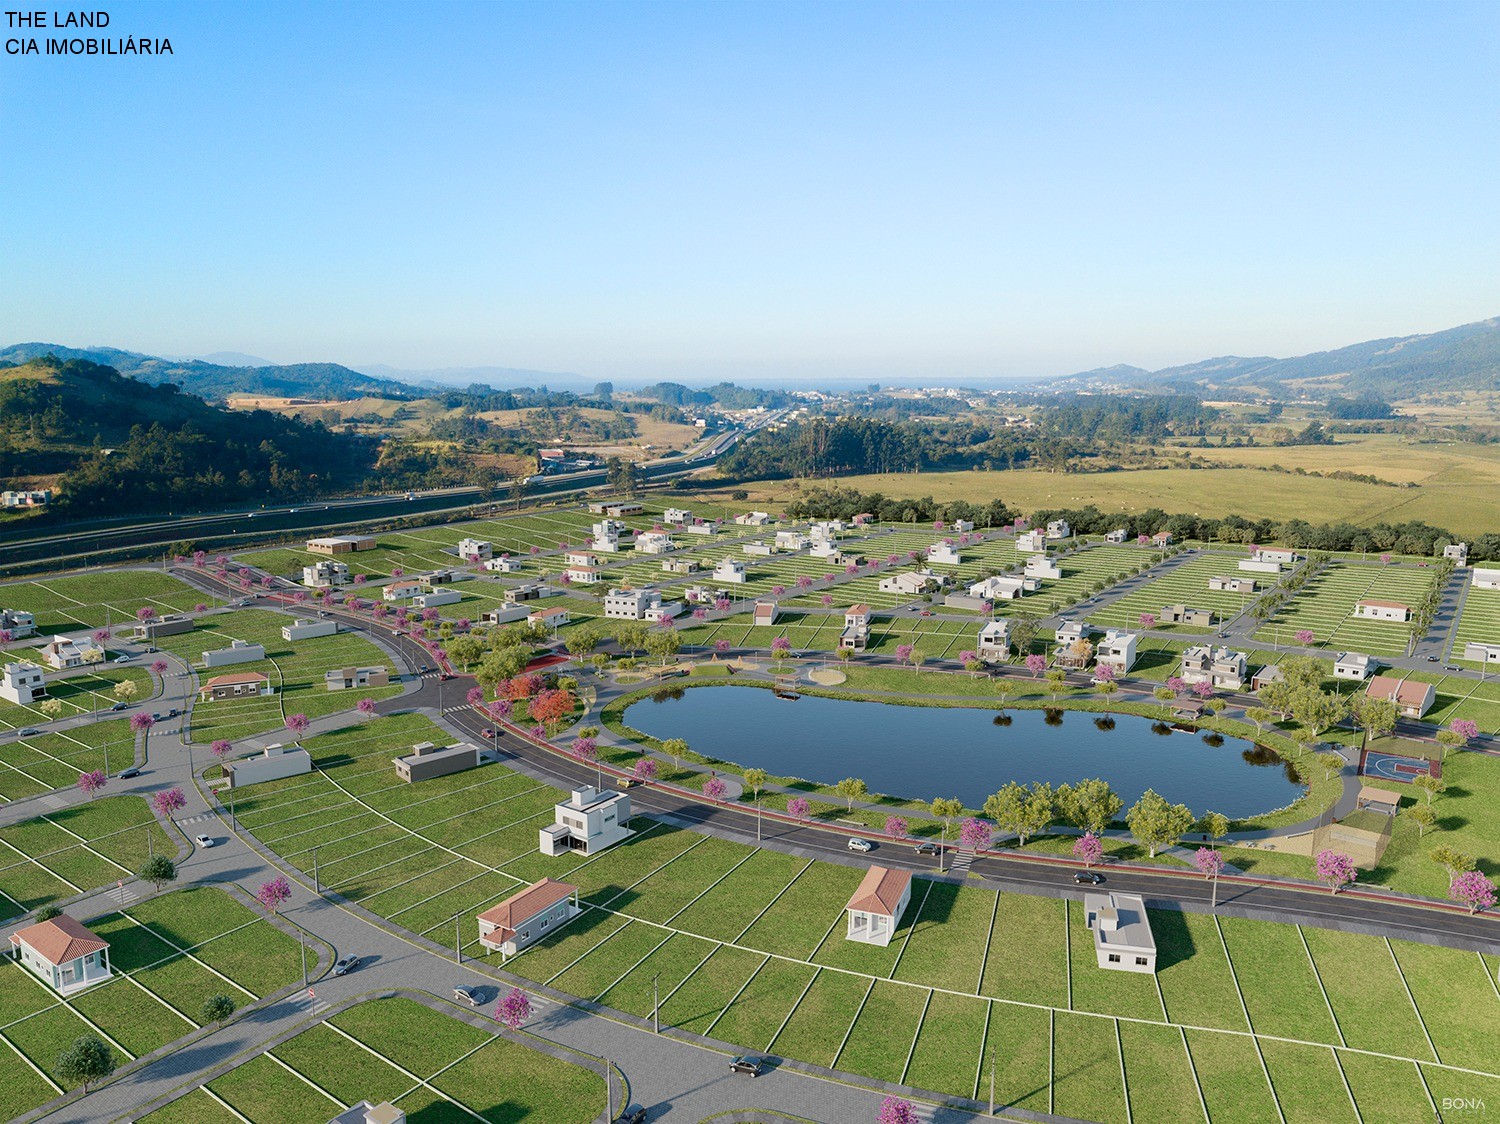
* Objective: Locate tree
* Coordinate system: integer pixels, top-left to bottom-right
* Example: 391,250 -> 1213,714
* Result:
201,994 -> 236,1027
1449,871 -> 1497,915
113,680 -> 137,702
661,738 -> 689,774
1348,694 -> 1398,745
1044,668 -> 1067,700
1125,790 -> 1195,857
530,688 -> 576,731
151,786 -> 186,818
788,796 -> 811,821
1429,845 -> 1475,876
984,782 -> 1054,847
1056,779 -> 1122,836
878,1096 -> 919,1124
1412,774 -> 1446,805
1315,752 -> 1345,782
256,875 -> 293,913
497,986 -> 532,1029
356,697 -> 378,719
835,776 -> 867,810
35,904 -> 62,922
1314,849 -> 1357,894
1294,629 -> 1315,646
1073,833 -> 1103,868
1197,811 -> 1230,848
40,698 -> 64,719
644,629 -> 682,667
895,643 -> 914,666
743,768 -> 769,840
885,815 -> 909,843
1244,706 -> 1272,733
959,817 -> 992,850
614,621 -> 649,656
632,757 -> 658,783
703,775 -> 727,802
77,770 -> 107,800
56,1035 -> 113,1092
1405,803 -> 1437,838
1024,653 -> 1047,677
284,713 -> 311,738
139,856 -> 177,893
930,796 -> 964,870
1194,846 -> 1227,907
150,658 -> 169,677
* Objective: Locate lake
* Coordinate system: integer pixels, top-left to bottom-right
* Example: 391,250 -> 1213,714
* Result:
625,685 -> 1305,819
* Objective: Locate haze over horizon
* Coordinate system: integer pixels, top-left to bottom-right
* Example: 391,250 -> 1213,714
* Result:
4,0 -> 1498,382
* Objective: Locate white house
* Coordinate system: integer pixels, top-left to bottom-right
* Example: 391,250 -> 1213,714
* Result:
1152,531 -> 1173,547
282,619 -> 338,641
40,635 -> 104,670
1016,530 -> 1047,553
457,537 -> 492,561
1055,620 -> 1086,645
540,786 -> 632,856
382,580 -> 424,603
1471,568 -> 1500,591
1443,543 -> 1469,565
1180,645 -> 1248,691
8,916 -> 111,995
977,620 -> 1010,661
683,521 -> 717,537
809,520 -> 845,540
1355,599 -> 1411,622
635,531 -> 675,554
1462,640 -> 1500,664
844,866 -> 911,947
591,519 -> 626,553
528,607 -> 571,631
878,569 -> 945,596
743,542 -> 778,557
0,608 -> 37,639
775,530 -> 810,551
480,605 -> 530,626
1254,548 -> 1298,565
199,671 -> 274,702
952,519 -> 975,533
1083,892 -> 1156,974
663,507 -> 692,524
661,557 -> 699,575
302,560 -> 350,588
734,511 -> 772,526
1209,576 -> 1255,594
1024,554 -> 1061,580
1238,558 -> 1283,574
712,559 -> 748,584
928,542 -> 961,566
325,666 -> 389,691
565,553 -> 602,584
1046,519 -> 1071,540
307,535 -> 375,554
1095,629 -> 1138,675
841,604 -> 872,651
967,575 -> 1037,601
412,588 -> 461,609
483,556 -> 522,573
604,588 -> 680,621
202,640 -> 266,668
0,661 -> 46,705
1105,528 -> 1129,544
223,744 -> 312,789
1334,651 -> 1376,681
477,878 -> 581,960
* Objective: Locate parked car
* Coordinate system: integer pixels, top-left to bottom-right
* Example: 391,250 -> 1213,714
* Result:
168,708 -> 179,718
419,665 -> 432,674
913,841 -> 941,855
111,702 -> 130,712
195,834 -> 215,848
728,1056 -> 764,1077
117,766 -> 142,779
440,673 -> 454,681
847,837 -> 873,853
1074,871 -> 1106,885
334,955 -> 361,976
919,609 -> 932,617
453,986 -> 479,1006
623,1107 -> 648,1124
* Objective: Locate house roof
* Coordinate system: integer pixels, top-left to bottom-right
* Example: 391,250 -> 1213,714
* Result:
1367,675 -> 1432,706
9,916 -> 109,965
477,877 -> 577,937
202,672 -> 268,690
1358,599 -> 1410,611
845,866 -> 911,916
846,603 -> 870,616
530,607 -> 568,619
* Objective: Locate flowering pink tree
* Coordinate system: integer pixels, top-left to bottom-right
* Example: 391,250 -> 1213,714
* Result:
1094,663 -> 1116,683
1380,552 -> 1392,565
633,757 -> 658,783
130,712 -> 155,740
1451,719 -> 1479,745
795,575 -> 814,592
879,1096 -> 919,1124
357,697 -> 378,719
529,545 -> 541,556
1194,846 -> 1225,880
456,617 -> 472,632
788,796 -> 810,822
822,594 -> 834,608
823,572 -> 837,583
1166,676 -> 1187,697
845,563 -> 859,575
151,786 -> 187,818
1315,849 -> 1357,894
195,603 -> 209,613
693,608 -> 708,622
211,739 -> 232,761
1073,833 -> 1103,868
895,644 -> 914,666
284,713 -> 311,738
771,585 -> 787,597
77,770 -> 107,800
1191,679 -> 1214,700
466,686 -> 485,707
714,598 -> 731,612
488,699 -> 513,720
92,628 -> 111,648
1138,612 -> 1157,629
703,775 -> 727,802
0,629 -> 15,644
1137,533 -> 1150,546
1450,871 -> 1497,914
885,815 -> 909,842
714,638 -> 732,656
1294,629 -> 1315,646
151,659 -> 169,676
771,637 -> 792,657
193,550 -> 207,567
1025,653 -> 1047,677
496,986 -> 531,1029
422,608 -> 440,625
256,876 -> 293,914
959,818 -> 992,850
933,520 -> 945,532
136,607 -> 157,624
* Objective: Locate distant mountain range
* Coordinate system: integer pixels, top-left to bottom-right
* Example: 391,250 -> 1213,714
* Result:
1059,315 -> 1500,398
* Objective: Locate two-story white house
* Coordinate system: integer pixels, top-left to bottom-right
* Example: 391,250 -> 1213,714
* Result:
539,786 -> 633,856
928,541 -> 961,566
712,558 -> 748,584
1180,645 -> 1247,691
1016,530 -> 1047,553
1095,629 -> 1138,675
41,635 -> 104,670
1025,554 -> 1061,580
302,560 -> 350,588
591,520 -> 627,553
841,604 -> 872,651
457,537 -> 492,561
0,661 -> 46,705
0,609 -> 37,639
1046,519 -> 1071,540
483,556 -> 522,574
663,507 -> 691,524
977,619 -> 1011,662
635,531 -> 675,554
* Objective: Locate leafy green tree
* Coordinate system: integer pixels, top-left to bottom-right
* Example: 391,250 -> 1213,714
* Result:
1126,790 -> 1195,857
644,629 -> 682,667
984,782 -> 1054,847
139,856 -> 177,894
930,797 -> 964,871
201,994 -> 236,1027
57,1035 -> 113,1091
1348,694 -> 1398,745
615,621 -> 649,656
834,776 -> 868,811
1405,804 -> 1436,838
1413,774 -> 1446,805
1197,811 -> 1230,847
661,738 -> 689,774
1056,779 -> 1122,836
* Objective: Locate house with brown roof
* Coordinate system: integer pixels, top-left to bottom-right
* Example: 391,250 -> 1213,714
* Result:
199,671 -> 273,702
8,915 -> 112,994
753,601 -> 778,627
844,866 -> 912,946
1366,674 -> 1435,718
1355,599 -> 1411,622
477,877 -> 581,960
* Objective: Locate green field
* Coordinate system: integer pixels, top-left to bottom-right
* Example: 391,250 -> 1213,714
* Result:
0,665 -> 153,736
1452,583 -> 1500,670
0,719 -> 139,801
1089,551 -> 1270,634
0,571 -> 206,634
1252,560 -> 1439,657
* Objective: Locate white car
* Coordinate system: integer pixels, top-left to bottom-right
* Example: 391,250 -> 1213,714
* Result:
195,834 -> 215,848
847,837 -> 873,853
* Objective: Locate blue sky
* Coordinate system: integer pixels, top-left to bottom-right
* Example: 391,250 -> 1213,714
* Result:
3,0 -> 1498,382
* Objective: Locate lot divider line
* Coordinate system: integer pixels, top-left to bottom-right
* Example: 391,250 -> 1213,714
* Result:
1482,952 -> 1500,1004
9,960 -> 137,1061
1329,1045 -> 1363,1124
39,812 -> 133,876
767,966 -> 821,1054
261,1050 -> 344,1109
1385,937 -> 1440,1064
1178,1025 -> 1211,1124
201,1085 -> 253,1122
116,913 -> 258,1000
704,952 -> 772,1038
831,976 -> 878,1072
1414,1060 -> 1440,1117
1048,1008 -> 1054,1114
120,971 -> 200,1029
594,931 -> 676,1004
886,877 -> 937,981
1213,914 -> 1254,1034
1297,924 -> 1346,1047
1115,1016 -> 1132,1124
897,987 -> 933,1086
651,941 -> 721,1014
595,833 -> 710,910
975,887 -> 1000,996
321,1019 -> 486,1122
0,834 -> 82,894
970,998 -> 993,1102
1064,898 -> 1073,1011
540,912 -> 636,988
662,847 -> 763,927
1152,968 -> 1170,1025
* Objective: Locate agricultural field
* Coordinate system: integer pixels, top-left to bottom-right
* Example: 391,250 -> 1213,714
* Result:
0,886 -> 312,1119
228,712 -> 1500,1120
0,571 -> 207,634
141,994 -> 605,1124
1452,583 -> 1500,670
1089,551 -> 1271,634
0,795 -> 175,921
1252,560 -> 1440,657
0,719 -> 138,802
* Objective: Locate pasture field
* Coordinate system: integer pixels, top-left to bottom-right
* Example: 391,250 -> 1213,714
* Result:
0,795 -> 175,920
0,571 -> 205,634
0,886 -> 312,1119
1088,552 -> 1270,633
1251,560 -> 1439,656
228,713 -> 1500,1120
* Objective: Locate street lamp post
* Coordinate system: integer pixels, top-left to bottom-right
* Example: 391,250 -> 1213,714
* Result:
301,938 -> 308,988
652,972 -> 660,1034
454,912 -> 462,964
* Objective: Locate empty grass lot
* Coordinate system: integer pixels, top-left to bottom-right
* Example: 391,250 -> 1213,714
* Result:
1252,560 -> 1439,657
0,665 -> 153,735
0,718 -> 139,801
1453,583 -> 1500,670
0,571 -> 206,634
1089,551 -> 1272,633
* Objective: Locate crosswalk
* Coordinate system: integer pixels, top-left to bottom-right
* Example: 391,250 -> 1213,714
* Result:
39,794 -> 67,809
107,882 -> 139,906
948,850 -> 976,876
176,813 -> 219,826
290,988 -> 331,1019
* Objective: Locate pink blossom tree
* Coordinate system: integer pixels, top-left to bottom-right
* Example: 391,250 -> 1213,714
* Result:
1138,612 -> 1157,629
959,818 -> 992,850
1094,663 -> 1116,683
693,608 -> 708,621
771,636 -> 792,657
150,659 -> 169,676
1191,679 -> 1214,700
466,686 -> 485,707
571,736 -> 600,784
136,607 -> 157,624
795,575 -> 814,591
496,986 -> 531,1029
885,815 -> 909,842
714,598 -> 731,612
714,639 -> 732,656
1294,629 -> 1315,646
633,757 -> 658,783
1380,551 -> 1392,565
1136,533 -> 1150,546
357,697 -> 378,719
1025,653 -> 1047,677
195,603 -> 209,613
488,699 -> 513,720
255,876 -> 292,914
77,770 -> 107,799
284,713 -> 311,738
1450,870 -> 1497,914
895,643 -> 915,666
879,1096 -> 919,1124
92,628 -> 111,648
151,786 -> 186,818
771,585 -> 787,597
210,739 -> 232,761
822,594 -> 834,608
1451,719 -> 1479,745
1166,676 -> 1187,697
1073,833 -> 1103,868
1314,849 -> 1357,894
703,775 -> 727,802
788,796 -> 810,822
1194,846 -> 1226,906
130,713 -> 155,745
193,550 -> 207,567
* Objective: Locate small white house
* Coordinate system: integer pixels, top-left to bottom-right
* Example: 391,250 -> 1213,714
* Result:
968,575 -> 1037,601
1208,575 -> 1256,593
878,569 -> 944,596
412,588 -> 461,609
223,744 -> 312,789
0,661 -> 46,705
0,608 -> 38,639
477,878 -> 581,960
326,666 -> 389,691
1366,675 -> 1435,718
753,601 -> 778,627
712,559 -> 748,584
928,542 -> 961,566
734,511 -> 772,526
635,531 -> 675,554
528,607 -> 570,631
683,521 -> 717,537
809,520 -> 845,540
484,556 -> 522,573
977,620 -> 1010,661
8,916 -> 112,995
1471,568 -> 1500,591
1254,548 -> 1298,565
1333,651 -> 1376,681
40,635 -> 104,670
1024,554 -> 1061,580
303,560 -> 351,588
743,542 -> 778,557
1095,629 -> 1138,675
952,519 -> 974,533
1355,599 -> 1411,622
1443,543 -> 1468,565
202,640 -> 266,668
663,507 -> 692,524
775,530 -> 810,551
282,619 -> 338,641
1055,620 -> 1086,645
1238,558 -> 1283,574
604,588 -> 679,621
591,520 -> 626,553
844,866 -> 911,947
1462,640 -> 1500,664
1046,519 -> 1071,540
457,538 -> 493,561
1016,530 -> 1047,553
1105,528 -> 1129,544
540,786 -> 632,856
1084,892 -> 1156,974
382,580 -> 424,603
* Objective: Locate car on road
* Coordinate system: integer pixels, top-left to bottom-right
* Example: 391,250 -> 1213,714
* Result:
847,837 -> 874,853
195,834 -> 215,848
1445,665 -> 1460,671
334,955 -> 361,976
623,1107 -> 648,1124
318,610 -> 331,618
419,665 -> 432,674
728,1056 -> 764,1077
116,766 -> 142,779
480,728 -> 496,738
1074,871 -> 1106,885
18,728 -> 41,737
440,673 -> 454,681
1427,655 -> 1439,662
151,713 -> 163,721
111,701 -> 130,711
454,986 -> 479,1005
913,841 -> 941,855
919,609 -> 932,617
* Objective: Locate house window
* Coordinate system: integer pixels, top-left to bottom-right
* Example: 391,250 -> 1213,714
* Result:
1135,957 -> 1148,966
519,929 -> 529,941
1107,954 -> 1121,963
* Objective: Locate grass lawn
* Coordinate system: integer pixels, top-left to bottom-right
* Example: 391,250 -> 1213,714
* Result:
657,944 -> 765,1037
502,909 -> 633,985
890,881 -> 993,993
1301,927 -> 1435,1061
1153,908 -> 1250,1032
984,1001 -> 1052,1116
3,571 -> 205,633
1337,1051 -> 1435,1124
550,920 -> 673,1002
980,893 -> 1068,1007
1390,941 -> 1498,1072
270,1023 -> 412,1107
596,932 -> 718,1020
137,1088 -> 242,1123
1217,916 -> 1339,1044
1252,560 -> 1438,658
1183,1029 -> 1281,1124
0,670 -> 152,737
704,955 -> 816,1054
430,1032 -> 605,1124
903,990 -> 989,1099
1258,1039 -> 1358,1124
1119,1020 -> 1205,1124
210,1052 -> 341,1122
1050,1011 -> 1127,1124
770,969 -> 870,1068
832,979 -> 928,1085
736,861 -> 862,960
667,849 -> 808,942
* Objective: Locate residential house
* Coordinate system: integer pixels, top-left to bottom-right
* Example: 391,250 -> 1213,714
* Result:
0,661 -> 46,705
457,538 -> 492,561
303,560 -> 350,587
603,588 -> 680,622
663,507 -> 691,524
952,519 -> 975,533
1366,675 -> 1436,718
134,615 -> 193,641
199,671 -> 273,701
529,607 -> 570,631
878,569 -> 945,596
1179,645 -> 1247,691
742,542 -> 778,556
1472,568 -> 1500,591
928,541 -> 962,566
852,512 -> 875,526
1151,531 -> 1173,548
775,530 -> 810,551
635,531 -> 675,554
1444,543 -> 1469,565
1251,664 -> 1285,692
8,916 -> 111,995
809,520 -> 845,540
202,640 -> 266,668
40,635 -> 104,670
329,1100 -> 407,1124
223,744 -> 312,788
382,580 -> 424,603
504,582 -> 546,604
394,741 -> 494,783
1046,519 -> 1071,539
1084,892 -> 1157,973
307,536 -> 375,555
281,619 -> 338,641
1334,652 -> 1376,681
1462,640 -> 1500,664
1239,558 -> 1283,574
539,786 -> 632,856
479,606 -> 530,626
1105,528 -> 1128,544
712,558 -> 748,584
683,521 -> 717,536
967,575 -> 1038,601
1024,554 -> 1061,580
977,620 -> 1011,662
734,511 -> 772,526
1355,600 -> 1411,623
2,489 -> 51,508
1094,630 -> 1137,675
1015,530 -> 1046,553
412,588 -> 461,609
564,553 -> 602,585
841,605 -> 872,651
326,666 -> 389,691
483,556 -> 522,573
1056,620 -> 1086,646
1254,548 -> 1298,565
591,519 -> 626,552
661,557 -> 699,574
602,501 -> 643,517
477,878 -> 580,960
844,866 -> 911,947
1161,604 -> 1213,627
1208,575 -> 1255,593
0,608 -> 37,639
753,601 -> 778,627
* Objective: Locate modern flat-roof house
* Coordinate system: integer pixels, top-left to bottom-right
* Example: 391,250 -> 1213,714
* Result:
394,741 -> 493,783
8,916 -> 111,995
1180,645 -> 1247,691
753,601 -> 778,627
775,530 -> 810,551
878,569 -> 945,596
1208,575 -> 1256,593
504,582 -> 546,604
742,541 -> 778,557
1463,640 -> 1500,664
1161,604 -> 1213,627
1251,664 -> 1285,691
952,519 -> 975,533
841,605 -> 872,651
540,786 -> 632,856
1254,548 -> 1298,565
1015,530 -> 1046,553
1334,651 -> 1376,681
968,575 -> 1038,601
1472,567 -> 1500,591
683,520 -> 717,536
1443,542 -> 1468,565
636,531 -> 675,554
604,588 -> 654,620
477,878 -> 580,960
40,634 -> 104,670
1238,558 -> 1283,574
307,535 -> 375,554
591,519 -> 626,552
329,1100 -> 407,1124
1367,675 -> 1435,718
1046,519 -> 1071,539
326,666 -> 389,691
0,608 -> 38,639
928,541 -> 961,566
809,520 -> 845,540
712,558 -> 748,584
1025,554 -> 1061,580
734,511 -> 772,526
134,614 -> 193,641
603,501 -> 643,517
480,605 -> 530,628
1084,892 -> 1157,973
0,661 -> 46,705
977,619 -> 1011,662
844,866 -> 911,947
1095,629 -> 1138,675
528,606 -> 570,630
661,557 -> 699,574
199,671 -> 273,701
412,588 -> 461,609
1,489 -> 51,508
663,507 -> 691,524
483,556 -> 522,573
303,560 -> 350,587
202,640 -> 266,668
457,538 -> 492,561
1355,599 -> 1411,622
1105,528 -> 1129,544
1056,620 -> 1086,645
283,619 -> 338,641
224,744 -> 312,789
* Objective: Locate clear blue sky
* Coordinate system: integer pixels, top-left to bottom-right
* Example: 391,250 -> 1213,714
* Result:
3,0 -> 1498,382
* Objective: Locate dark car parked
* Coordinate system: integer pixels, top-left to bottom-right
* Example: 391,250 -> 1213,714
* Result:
729,1056 -> 764,1077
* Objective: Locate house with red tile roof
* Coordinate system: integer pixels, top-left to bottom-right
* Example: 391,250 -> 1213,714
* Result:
198,671 -> 273,702
1366,674 -> 1435,718
476,877 -> 580,960
9,915 -> 112,994
1355,599 -> 1411,622
844,866 -> 912,946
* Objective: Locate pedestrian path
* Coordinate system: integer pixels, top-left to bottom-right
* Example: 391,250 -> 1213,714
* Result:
948,850 -> 975,876
288,986 -> 331,1020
